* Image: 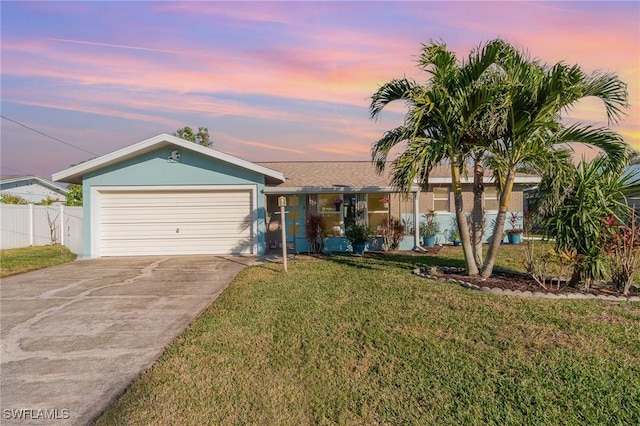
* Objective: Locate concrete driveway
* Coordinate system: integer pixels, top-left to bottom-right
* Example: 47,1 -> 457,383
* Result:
1,255 -> 253,425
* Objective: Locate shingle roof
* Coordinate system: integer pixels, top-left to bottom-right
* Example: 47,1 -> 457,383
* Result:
257,162 -> 398,188
258,161 -> 539,191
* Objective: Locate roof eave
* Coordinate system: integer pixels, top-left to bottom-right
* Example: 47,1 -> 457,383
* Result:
426,176 -> 541,184
264,185 -> 421,194
1,175 -> 69,194
52,134 -> 285,184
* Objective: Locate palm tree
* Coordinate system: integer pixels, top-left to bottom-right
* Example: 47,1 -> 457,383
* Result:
479,48 -> 630,278
369,40 -> 508,275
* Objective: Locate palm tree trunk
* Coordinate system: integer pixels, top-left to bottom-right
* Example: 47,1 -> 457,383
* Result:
568,267 -> 582,288
452,162 -> 479,275
481,168 -> 516,278
472,160 -> 485,269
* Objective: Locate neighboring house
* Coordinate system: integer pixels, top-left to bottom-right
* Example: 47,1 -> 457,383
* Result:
0,175 -> 68,204
52,134 -> 540,258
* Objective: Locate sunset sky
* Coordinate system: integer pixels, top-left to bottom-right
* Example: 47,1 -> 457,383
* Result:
1,1 -> 639,182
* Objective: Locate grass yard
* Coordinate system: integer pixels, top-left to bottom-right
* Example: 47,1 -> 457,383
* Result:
97,246 -> 639,425
0,245 -> 77,277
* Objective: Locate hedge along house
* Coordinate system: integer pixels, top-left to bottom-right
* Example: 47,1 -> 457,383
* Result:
53,134 -> 285,258
53,134 -> 540,258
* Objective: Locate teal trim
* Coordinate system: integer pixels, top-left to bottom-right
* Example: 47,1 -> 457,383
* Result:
84,148 -> 264,185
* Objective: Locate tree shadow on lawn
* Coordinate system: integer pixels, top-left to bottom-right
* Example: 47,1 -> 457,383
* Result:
321,251 -> 466,272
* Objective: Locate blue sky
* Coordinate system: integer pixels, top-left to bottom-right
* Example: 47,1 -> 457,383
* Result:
1,1 -> 638,181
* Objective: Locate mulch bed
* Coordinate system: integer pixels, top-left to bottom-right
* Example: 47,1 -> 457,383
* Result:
367,249 -> 638,298
429,267 -> 639,297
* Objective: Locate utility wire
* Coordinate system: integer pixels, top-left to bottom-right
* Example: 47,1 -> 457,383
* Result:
1,114 -> 99,156
0,164 -> 33,176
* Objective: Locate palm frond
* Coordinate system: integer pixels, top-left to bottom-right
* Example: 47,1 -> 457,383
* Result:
581,72 -> 629,125
370,126 -> 411,173
369,78 -> 419,120
555,124 -> 629,170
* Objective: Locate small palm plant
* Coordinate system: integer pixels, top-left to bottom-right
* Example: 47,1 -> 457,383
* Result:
539,157 -> 636,287
420,211 -> 440,247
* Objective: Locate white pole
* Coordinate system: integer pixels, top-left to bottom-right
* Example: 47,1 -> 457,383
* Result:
413,189 -> 423,251
278,196 -> 288,272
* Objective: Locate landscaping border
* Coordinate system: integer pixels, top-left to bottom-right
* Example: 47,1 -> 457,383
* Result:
413,267 -> 640,302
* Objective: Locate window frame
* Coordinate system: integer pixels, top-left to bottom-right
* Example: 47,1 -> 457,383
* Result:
432,186 -> 450,212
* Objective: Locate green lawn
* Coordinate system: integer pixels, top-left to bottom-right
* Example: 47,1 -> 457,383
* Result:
97,247 -> 639,425
0,245 -> 77,277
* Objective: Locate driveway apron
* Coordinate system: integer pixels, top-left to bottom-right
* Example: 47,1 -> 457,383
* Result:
1,255 -> 252,425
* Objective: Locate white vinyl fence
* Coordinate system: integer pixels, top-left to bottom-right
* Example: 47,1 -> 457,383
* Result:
0,204 -> 83,254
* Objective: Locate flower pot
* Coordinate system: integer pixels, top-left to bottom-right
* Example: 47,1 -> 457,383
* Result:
383,202 -> 389,209
507,233 -> 522,244
352,241 -> 366,255
453,240 -> 461,246
423,236 -> 436,247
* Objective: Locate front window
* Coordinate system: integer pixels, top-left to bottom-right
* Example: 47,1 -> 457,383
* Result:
368,194 -> 389,233
317,193 -> 343,235
433,187 -> 449,212
485,187 -> 500,211
311,193 -> 389,236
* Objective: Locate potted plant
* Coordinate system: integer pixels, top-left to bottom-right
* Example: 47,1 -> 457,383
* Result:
333,198 -> 344,211
450,228 -> 461,246
345,222 -> 371,255
380,197 -> 390,209
420,211 -> 440,247
506,212 -> 524,244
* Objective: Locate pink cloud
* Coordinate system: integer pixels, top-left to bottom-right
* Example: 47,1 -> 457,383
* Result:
3,0 -> 638,169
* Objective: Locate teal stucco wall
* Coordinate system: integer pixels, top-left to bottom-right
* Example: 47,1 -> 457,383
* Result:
81,147 -> 268,258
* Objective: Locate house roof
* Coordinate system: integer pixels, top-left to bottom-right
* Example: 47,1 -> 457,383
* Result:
0,175 -> 69,194
258,161 -> 421,193
258,162 -> 540,193
52,134 -> 286,184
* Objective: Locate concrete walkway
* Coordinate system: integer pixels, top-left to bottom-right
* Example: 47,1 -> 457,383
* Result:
1,255 -> 252,425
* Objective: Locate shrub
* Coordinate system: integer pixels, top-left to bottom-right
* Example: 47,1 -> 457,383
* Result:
0,193 -> 28,204
539,158 -> 633,288
305,214 -> 326,254
604,211 -> 640,295
381,216 -> 404,251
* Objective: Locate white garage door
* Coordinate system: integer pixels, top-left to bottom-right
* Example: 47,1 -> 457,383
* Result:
98,189 -> 253,256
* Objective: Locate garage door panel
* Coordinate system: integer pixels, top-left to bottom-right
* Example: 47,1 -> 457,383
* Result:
101,200 -> 250,210
98,189 -> 254,256
101,223 -> 251,239
101,211 -> 250,223
101,192 -> 249,204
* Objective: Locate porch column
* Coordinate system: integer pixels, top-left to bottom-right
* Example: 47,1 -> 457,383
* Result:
413,189 -> 423,251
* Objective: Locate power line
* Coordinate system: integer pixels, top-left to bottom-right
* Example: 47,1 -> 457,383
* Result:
1,114 -> 99,156
0,164 -> 33,176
